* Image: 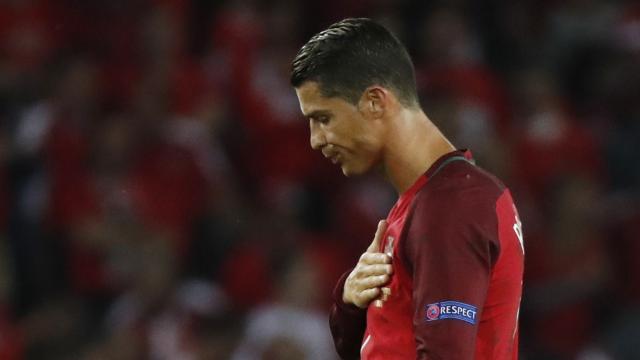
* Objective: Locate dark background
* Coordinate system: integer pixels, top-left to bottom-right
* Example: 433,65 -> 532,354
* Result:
0,0 -> 638,359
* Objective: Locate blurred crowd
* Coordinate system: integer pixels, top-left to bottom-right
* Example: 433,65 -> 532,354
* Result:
0,0 -> 638,359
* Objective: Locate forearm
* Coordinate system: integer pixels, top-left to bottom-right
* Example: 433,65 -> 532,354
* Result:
329,271 -> 367,359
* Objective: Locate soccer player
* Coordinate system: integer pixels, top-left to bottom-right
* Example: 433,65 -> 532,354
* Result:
290,18 -> 524,359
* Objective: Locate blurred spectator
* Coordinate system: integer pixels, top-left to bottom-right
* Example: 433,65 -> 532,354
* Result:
510,68 -> 602,197
101,235 -> 229,360
415,6 -> 513,179
231,249 -> 337,360
524,175 -> 612,358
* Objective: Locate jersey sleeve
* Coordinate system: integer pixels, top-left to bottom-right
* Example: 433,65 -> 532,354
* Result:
403,183 -> 501,359
329,270 -> 367,360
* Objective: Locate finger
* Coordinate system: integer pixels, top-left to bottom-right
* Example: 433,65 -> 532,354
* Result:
360,252 -> 391,265
357,264 -> 393,277
366,220 -> 387,253
357,287 -> 381,306
358,274 -> 390,289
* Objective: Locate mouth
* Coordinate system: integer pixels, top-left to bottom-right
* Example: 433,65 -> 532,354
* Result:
323,151 -> 341,165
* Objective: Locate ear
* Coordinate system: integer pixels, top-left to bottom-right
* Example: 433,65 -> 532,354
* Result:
358,86 -> 389,119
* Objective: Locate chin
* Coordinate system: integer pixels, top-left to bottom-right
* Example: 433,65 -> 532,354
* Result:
340,163 -> 369,177
341,167 -> 354,177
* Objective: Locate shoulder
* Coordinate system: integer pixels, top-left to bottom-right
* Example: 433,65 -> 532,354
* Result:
405,161 -> 506,254
402,161 -> 506,270
414,160 -> 506,216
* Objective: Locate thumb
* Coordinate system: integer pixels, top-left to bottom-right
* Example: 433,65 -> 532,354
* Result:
367,220 -> 387,253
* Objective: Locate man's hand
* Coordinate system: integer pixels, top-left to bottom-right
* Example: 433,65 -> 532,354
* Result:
343,220 -> 393,308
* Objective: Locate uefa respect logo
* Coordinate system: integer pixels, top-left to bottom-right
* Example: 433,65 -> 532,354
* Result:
425,301 -> 477,325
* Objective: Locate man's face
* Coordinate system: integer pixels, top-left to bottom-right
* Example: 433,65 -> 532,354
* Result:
295,81 -> 384,176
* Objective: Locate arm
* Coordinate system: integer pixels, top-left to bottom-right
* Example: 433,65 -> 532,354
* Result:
404,188 -> 501,359
329,271 -> 367,360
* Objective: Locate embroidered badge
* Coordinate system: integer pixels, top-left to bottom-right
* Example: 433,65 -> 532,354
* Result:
384,236 -> 394,256
425,301 -> 478,325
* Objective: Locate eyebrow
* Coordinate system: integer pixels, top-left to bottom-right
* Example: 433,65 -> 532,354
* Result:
303,109 -> 332,119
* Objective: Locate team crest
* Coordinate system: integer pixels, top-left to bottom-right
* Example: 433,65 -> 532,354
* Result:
384,236 -> 395,256
374,235 -> 395,308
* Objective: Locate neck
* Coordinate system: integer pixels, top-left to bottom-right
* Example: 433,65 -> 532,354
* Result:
381,108 -> 455,194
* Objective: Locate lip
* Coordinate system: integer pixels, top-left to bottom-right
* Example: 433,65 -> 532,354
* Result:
323,151 -> 340,165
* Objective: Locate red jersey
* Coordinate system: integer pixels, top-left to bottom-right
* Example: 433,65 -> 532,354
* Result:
330,150 -> 524,359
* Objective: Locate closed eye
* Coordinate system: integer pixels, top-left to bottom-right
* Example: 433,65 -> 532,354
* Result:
315,115 -> 330,124
305,110 -> 333,125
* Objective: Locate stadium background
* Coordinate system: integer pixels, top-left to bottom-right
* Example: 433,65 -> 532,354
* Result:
0,0 -> 638,359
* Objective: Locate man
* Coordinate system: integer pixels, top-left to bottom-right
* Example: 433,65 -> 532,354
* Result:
290,18 -> 524,359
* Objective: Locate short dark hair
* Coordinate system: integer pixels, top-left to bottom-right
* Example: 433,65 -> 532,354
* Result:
291,18 -> 419,108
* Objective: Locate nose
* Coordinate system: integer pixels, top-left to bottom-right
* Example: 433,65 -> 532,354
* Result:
309,121 -> 326,150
